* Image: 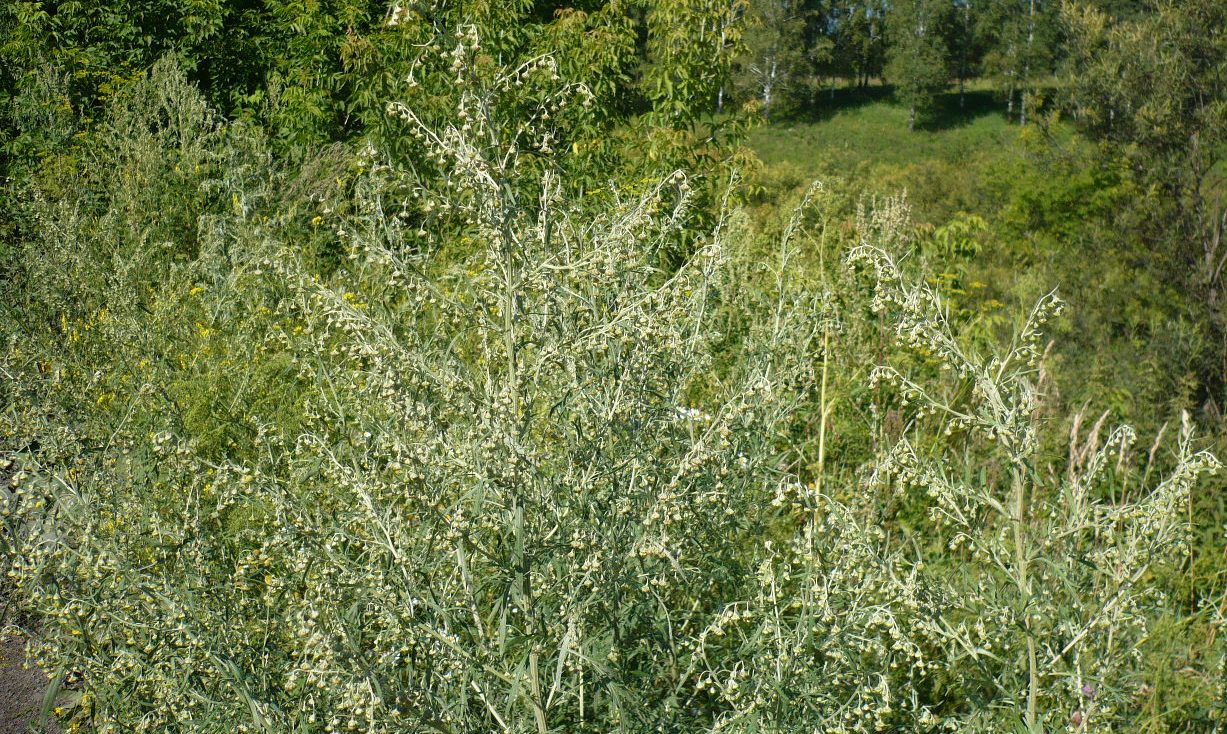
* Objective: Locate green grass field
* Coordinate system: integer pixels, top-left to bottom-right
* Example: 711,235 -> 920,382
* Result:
745,87 -> 1058,225
752,88 -> 1019,168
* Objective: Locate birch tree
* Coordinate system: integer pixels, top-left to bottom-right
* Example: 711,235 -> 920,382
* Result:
884,0 -> 951,130
734,0 -> 811,120
980,0 -> 1057,123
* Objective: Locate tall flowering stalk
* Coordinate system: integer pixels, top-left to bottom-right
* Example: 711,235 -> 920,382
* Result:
848,215 -> 1220,732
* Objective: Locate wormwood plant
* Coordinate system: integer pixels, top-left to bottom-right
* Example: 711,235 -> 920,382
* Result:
4,44 -> 1224,734
846,202 -> 1222,733
1,40 -> 823,733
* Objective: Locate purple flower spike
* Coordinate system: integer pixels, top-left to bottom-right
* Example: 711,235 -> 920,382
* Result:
1081,684 -> 1096,699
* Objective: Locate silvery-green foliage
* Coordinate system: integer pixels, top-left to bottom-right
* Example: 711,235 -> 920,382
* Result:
4,41 -> 823,734
683,190 -> 952,734
848,221 -> 1221,733
694,495 -> 952,734
5,46 -> 1223,734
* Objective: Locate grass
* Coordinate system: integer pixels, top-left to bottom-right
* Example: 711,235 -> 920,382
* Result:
743,85 -> 1051,225
751,87 -> 1019,169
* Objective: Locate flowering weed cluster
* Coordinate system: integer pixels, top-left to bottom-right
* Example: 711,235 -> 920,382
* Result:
3,48 -> 815,734
848,225 -> 1222,732
1,45 -> 1223,734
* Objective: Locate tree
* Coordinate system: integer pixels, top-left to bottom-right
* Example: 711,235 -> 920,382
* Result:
884,0 -> 951,130
800,0 -> 839,101
980,0 -> 1059,123
832,0 -> 889,89
733,0 -> 812,120
1063,0 -> 1227,408
946,0 -> 987,109
641,0 -> 750,124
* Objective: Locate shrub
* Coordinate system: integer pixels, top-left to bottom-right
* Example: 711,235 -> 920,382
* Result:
847,232 -> 1221,732
3,51 -> 820,734
2,52 -> 1222,734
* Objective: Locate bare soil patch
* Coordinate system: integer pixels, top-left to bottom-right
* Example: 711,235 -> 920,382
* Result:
0,632 -> 60,734
1,462 -> 64,733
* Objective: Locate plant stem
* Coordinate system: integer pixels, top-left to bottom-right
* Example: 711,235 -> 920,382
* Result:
529,651 -> 548,734
816,324 -> 830,499
1013,465 -> 1038,729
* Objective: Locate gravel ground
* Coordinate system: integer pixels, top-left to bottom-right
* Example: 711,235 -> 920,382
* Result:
0,632 -> 61,734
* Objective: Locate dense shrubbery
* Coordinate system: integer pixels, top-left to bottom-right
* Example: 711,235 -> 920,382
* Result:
2,42 -> 1225,734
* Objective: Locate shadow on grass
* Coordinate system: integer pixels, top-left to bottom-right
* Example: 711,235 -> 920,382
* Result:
919,89 -> 1007,131
780,84 -> 895,124
774,86 -> 1007,131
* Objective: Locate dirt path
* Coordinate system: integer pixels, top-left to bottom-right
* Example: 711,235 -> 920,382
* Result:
0,633 -> 61,734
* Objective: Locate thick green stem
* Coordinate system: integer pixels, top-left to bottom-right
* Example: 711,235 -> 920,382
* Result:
1012,465 -> 1038,729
